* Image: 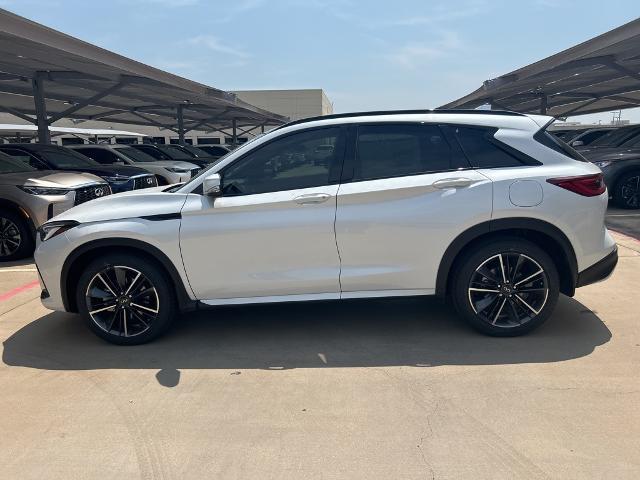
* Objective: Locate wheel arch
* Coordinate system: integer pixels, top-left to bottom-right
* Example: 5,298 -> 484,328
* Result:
436,218 -> 578,298
61,238 -> 195,313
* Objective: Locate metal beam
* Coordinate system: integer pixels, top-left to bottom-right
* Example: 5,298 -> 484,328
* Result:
48,81 -> 126,122
232,118 -> 237,147
31,75 -> 50,144
177,104 -> 185,145
130,111 -> 178,132
0,106 -> 36,124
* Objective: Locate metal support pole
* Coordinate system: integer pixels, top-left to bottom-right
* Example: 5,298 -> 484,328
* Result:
232,118 -> 237,147
32,75 -> 50,144
261,125 -> 265,133
177,104 -> 185,145
540,95 -> 548,115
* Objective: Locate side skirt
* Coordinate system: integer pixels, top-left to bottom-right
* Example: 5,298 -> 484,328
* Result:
198,289 -> 434,307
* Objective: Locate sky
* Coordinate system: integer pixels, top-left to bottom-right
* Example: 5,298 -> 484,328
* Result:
2,0 -> 640,123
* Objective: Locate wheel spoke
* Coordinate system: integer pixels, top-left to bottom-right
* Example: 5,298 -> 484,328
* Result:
114,267 -> 127,291
97,273 -> 118,297
476,265 -> 500,286
469,287 -> 500,293
89,303 -> 117,315
511,254 -> 524,283
492,298 -> 507,325
498,254 -> 507,283
124,272 -> 142,295
514,294 -> 540,315
123,309 -> 128,337
514,268 -> 543,287
131,302 -> 158,314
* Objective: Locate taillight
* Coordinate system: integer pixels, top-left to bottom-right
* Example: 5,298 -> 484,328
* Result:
546,173 -> 606,197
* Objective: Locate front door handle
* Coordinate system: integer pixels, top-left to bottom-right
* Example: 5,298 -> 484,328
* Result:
432,178 -> 475,189
294,193 -> 332,204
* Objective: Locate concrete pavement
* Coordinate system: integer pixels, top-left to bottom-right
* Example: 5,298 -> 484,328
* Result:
0,234 -> 638,479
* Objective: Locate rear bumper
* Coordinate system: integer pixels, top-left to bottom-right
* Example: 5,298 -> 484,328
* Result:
576,247 -> 618,288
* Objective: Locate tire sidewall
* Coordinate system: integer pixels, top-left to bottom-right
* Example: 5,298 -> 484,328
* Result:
452,237 -> 560,336
76,253 -> 176,345
0,210 -> 33,262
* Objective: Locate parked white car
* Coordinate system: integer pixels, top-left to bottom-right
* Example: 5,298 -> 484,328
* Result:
69,144 -> 200,185
35,110 -> 617,344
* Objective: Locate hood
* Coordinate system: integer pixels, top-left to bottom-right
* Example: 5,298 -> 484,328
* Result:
51,187 -> 188,224
0,170 -> 105,187
144,160 -> 199,169
60,164 -> 150,178
583,147 -> 640,162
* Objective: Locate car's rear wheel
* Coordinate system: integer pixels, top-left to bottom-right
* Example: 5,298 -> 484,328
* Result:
612,170 -> 640,209
76,253 -> 176,345
452,238 -> 559,336
0,210 -> 33,262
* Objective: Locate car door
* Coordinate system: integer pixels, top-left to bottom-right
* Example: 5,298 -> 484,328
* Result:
335,123 -> 493,296
180,126 -> 346,301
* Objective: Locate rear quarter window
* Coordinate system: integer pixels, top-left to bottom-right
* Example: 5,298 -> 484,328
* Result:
454,126 -> 531,168
533,130 -> 587,162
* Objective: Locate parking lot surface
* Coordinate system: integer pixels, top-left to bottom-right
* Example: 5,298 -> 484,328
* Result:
606,207 -> 640,239
0,233 -> 638,479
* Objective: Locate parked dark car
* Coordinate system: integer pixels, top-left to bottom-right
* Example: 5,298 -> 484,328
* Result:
564,127 -> 616,147
583,134 -> 640,209
577,125 -> 640,153
0,144 -> 158,193
131,144 -> 211,168
172,144 -> 221,159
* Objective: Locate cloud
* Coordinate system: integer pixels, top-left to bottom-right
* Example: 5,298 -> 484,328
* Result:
186,35 -> 250,59
384,31 -> 463,69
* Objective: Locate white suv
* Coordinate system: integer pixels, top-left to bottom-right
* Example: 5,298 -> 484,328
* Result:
35,110 -> 618,344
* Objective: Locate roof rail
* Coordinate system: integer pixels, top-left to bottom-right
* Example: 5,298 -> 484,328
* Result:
278,108 -> 527,129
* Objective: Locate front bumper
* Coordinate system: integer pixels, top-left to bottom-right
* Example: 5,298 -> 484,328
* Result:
576,247 -> 618,288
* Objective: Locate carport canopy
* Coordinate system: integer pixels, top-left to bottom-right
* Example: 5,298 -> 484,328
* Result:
440,18 -> 640,118
0,9 -> 288,144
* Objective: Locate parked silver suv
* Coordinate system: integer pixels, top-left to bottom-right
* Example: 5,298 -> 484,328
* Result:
0,153 -> 110,261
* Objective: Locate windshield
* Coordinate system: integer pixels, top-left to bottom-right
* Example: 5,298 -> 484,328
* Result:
116,147 -> 159,163
38,147 -> 99,168
619,133 -> 640,148
183,145 -> 213,157
158,145 -> 196,160
589,127 -> 640,147
0,153 -> 37,173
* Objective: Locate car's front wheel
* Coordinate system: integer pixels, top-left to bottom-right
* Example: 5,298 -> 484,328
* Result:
452,238 -> 559,336
76,253 -> 176,345
0,210 -> 33,262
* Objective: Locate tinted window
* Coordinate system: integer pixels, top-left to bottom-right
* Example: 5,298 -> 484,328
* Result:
76,148 -> 121,164
0,148 -> 48,170
0,153 -> 37,173
158,145 -> 195,160
590,127 -> 640,147
115,147 -> 158,163
455,126 -> 524,168
354,124 -> 452,181
534,130 -> 586,162
200,146 -> 228,156
36,147 -> 98,168
134,145 -> 170,160
222,128 -> 342,195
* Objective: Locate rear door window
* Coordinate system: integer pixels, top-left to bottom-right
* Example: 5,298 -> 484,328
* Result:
354,124 -> 455,181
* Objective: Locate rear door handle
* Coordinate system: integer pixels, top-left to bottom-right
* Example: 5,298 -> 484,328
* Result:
432,178 -> 475,189
294,193 -> 332,204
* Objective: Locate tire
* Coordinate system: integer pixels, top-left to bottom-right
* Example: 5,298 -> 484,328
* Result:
0,210 -> 34,262
612,170 -> 640,209
76,253 -> 176,345
451,237 -> 560,336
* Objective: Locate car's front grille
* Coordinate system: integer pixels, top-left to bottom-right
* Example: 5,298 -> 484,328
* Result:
133,175 -> 158,190
190,168 -> 201,178
74,183 -> 112,205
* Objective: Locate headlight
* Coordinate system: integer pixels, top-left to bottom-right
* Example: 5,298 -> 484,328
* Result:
38,220 -> 79,242
165,167 -> 190,173
593,160 -> 612,169
18,186 -> 71,196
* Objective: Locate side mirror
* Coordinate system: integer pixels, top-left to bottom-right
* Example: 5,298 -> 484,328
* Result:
203,173 -> 221,196
571,140 -> 584,147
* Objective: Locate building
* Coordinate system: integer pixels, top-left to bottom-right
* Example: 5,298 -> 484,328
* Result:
232,89 -> 333,121
0,89 -> 333,146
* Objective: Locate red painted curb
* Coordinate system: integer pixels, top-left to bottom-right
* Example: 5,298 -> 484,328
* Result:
0,280 -> 39,302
